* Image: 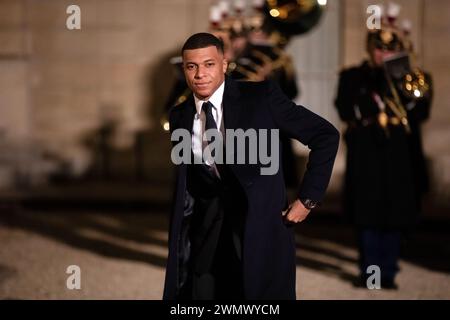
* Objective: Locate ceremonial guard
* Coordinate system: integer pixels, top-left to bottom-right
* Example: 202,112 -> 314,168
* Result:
334,3 -> 433,288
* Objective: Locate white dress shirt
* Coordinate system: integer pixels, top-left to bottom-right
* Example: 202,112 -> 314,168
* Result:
192,81 -> 225,175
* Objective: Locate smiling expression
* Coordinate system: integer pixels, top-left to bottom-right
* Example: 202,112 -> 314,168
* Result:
182,46 -> 228,100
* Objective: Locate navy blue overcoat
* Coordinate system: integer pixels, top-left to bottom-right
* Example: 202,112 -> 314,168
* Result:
163,77 -> 339,300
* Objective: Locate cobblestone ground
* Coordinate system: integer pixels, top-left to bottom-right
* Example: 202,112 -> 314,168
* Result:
1,209 -> 449,300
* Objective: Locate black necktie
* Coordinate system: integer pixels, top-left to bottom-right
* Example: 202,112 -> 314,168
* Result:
202,101 -> 217,131
202,101 -> 219,159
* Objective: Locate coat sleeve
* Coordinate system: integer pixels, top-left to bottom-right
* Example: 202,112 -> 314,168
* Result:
266,80 -> 339,203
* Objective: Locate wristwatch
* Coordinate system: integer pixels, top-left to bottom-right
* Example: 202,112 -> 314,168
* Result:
300,198 -> 318,210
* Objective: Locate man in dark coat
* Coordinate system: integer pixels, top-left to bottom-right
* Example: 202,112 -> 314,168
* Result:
163,33 -> 339,300
335,26 -> 432,289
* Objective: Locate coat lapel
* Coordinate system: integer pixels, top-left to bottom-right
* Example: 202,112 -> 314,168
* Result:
180,94 -> 196,133
179,76 -> 242,132
222,76 -> 242,130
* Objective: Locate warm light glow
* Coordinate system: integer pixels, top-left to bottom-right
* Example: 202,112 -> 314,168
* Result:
269,9 -> 280,17
414,89 -> 421,97
318,0 -> 327,6
177,96 -> 186,104
163,121 -> 170,131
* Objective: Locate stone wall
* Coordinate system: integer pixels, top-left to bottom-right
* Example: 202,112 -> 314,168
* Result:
0,0 -> 210,186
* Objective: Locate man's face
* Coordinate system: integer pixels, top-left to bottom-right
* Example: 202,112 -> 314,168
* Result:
183,46 -> 228,100
371,47 -> 398,67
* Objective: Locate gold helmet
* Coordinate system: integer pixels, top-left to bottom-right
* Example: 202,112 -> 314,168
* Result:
366,2 -> 430,100
366,3 -> 405,53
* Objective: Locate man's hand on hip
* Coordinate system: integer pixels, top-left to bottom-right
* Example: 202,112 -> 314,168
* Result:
282,199 -> 311,224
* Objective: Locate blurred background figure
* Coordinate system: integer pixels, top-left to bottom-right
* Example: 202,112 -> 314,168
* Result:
162,0 -> 325,188
334,2 -> 433,289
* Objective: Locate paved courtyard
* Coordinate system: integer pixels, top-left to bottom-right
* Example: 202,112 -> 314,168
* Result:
1,208 -> 449,300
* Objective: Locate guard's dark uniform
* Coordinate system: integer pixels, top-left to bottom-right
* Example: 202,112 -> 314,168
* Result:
335,60 -> 432,284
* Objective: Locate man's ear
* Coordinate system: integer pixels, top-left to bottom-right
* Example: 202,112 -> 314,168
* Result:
222,59 -> 228,73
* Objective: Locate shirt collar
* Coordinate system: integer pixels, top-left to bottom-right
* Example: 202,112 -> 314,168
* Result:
193,80 -> 225,115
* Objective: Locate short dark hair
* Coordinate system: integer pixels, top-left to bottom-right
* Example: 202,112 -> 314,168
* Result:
181,32 -> 224,55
